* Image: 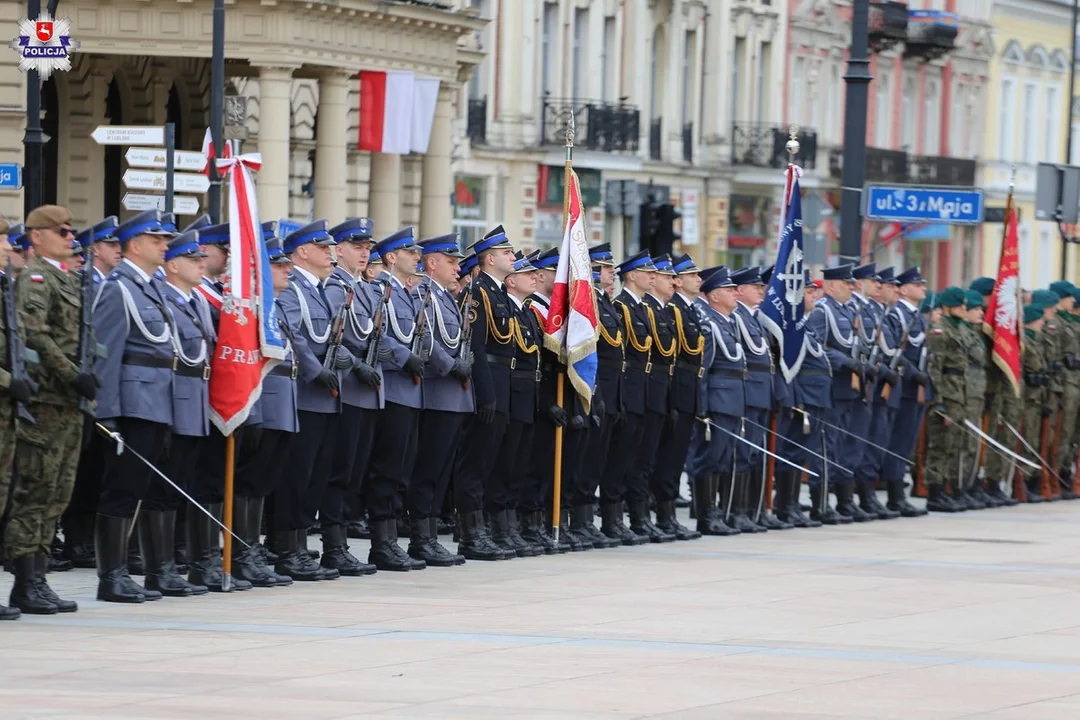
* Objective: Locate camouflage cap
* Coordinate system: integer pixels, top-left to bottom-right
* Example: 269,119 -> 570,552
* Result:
25,204 -> 73,229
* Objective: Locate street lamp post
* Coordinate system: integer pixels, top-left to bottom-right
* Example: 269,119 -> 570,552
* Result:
208,0 -> 225,223
838,0 -> 872,264
23,0 -> 59,215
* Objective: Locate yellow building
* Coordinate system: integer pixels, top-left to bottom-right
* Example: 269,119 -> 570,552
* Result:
980,0 -> 1076,288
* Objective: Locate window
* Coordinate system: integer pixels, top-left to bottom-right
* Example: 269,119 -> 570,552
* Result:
826,64 -> 839,143
999,77 -> 1015,161
650,26 -> 664,120
923,79 -> 940,155
949,82 -> 963,156
682,31 -> 695,126
1045,85 -> 1061,162
901,78 -> 916,149
875,71 -> 890,146
1022,82 -> 1037,163
792,57 -> 804,125
732,38 -> 744,123
1019,221 -> 1032,285
541,2 -> 558,98
468,0 -> 489,100
601,16 -> 615,102
757,42 -> 771,122
572,7 -> 588,100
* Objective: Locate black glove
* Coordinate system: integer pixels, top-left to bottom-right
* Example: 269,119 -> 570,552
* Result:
1041,404 -> 1053,419
864,362 -> 878,380
1066,354 -> 1079,370
6,377 -> 32,405
476,401 -> 496,424
315,369 -> 340,393
243,423 -> 263,452
569,415 -> 586,430
333,348 -> 356,370
879,366 -> 899,386
546,404 -> 568,427
614,410 -> 626,426
591,412 -> 602,428
404,353 -> 425,376
910,369 -> 930,387
449,357 -> 472,382
1051,360 -> 1064,374
840,355 -> 858,371
70,371 -> 99,401
593,393 -> 605,418
354,361 -> 381,389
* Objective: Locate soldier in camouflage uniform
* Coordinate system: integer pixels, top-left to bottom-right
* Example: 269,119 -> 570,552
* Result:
1031,288 -> 1064,501
1020,304 -> 1051,503
970,277 -> 1021,506
956,289 -> 994,509
925,287 -> 969,512
1048,281 -> 1080,497
6,206 -> 97,615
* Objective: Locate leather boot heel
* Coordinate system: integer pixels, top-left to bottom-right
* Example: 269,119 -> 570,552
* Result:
9,556 -> 57,615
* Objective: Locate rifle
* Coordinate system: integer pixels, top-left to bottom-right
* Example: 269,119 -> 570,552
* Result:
77,243 -> 96,417
322,281 -> 356,398
2,263 -> 37,424
409,278 -> 432,385
916,346 -> 928,405
363,280 -> 392,374
880,323 -> 909,403
849,311 -> 863,394
458,290 -> 475,390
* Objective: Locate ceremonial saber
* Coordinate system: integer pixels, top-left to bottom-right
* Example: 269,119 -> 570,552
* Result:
741,415 -> 852,474
1002,421 -> 1063,477
932,413 -> 1041,471
802,409 -> 914,466
95,422 -> 251,548
696,417 -> 819,476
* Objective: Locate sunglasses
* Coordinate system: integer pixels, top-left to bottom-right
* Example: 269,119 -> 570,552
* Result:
31,226 -> 75,238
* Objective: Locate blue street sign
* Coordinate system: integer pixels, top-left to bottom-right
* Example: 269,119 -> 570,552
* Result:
0,163 -> 23,190
864,185 -> 984,225
276,218 -> 305,238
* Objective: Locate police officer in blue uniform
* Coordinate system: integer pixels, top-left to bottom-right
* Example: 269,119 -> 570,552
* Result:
322,217 -> 381,577
367,227 -> 427,571
694,267 -> 744,536
453,226 -> 519,561
882,267 -> 930,517
62,217 -> 121,569
408,233 -> 472,567
93,209 -> 177,604
274,220 -> 344,581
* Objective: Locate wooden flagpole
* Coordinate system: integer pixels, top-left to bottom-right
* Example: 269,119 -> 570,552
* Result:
222,433 -> 235,591
552,109 -> 574,542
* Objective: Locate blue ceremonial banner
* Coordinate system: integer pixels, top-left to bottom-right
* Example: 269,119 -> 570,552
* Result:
758,174 -> 806,384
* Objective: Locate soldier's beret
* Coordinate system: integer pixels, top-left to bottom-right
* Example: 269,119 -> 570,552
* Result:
1024,304 -> 1043,324
938,286 -> 967,308
969,277 -> 995,296
1049,280 -> 1076,299
1031,289 -> 1059,309
965,289 -> 984,309
25,204 -> 73,230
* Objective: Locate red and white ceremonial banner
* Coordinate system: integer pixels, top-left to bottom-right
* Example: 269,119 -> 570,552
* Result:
358,71 -> 440,155
200,127 -> 233,176
983,196 -> 1022,399
543,168 -> 599,414
208,152 -> 287,435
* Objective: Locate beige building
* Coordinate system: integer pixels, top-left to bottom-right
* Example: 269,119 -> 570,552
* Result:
0,0 -> 485,238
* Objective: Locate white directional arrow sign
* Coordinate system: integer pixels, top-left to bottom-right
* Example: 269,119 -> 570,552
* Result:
91,125 -> 164,146
125,148 -> 207,172
123,169 -> 211,194
122,193 -> 201,215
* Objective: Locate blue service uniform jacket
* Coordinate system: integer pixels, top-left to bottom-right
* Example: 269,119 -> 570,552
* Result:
468,272 -> 515,416
732,302 -> 772,410
668,293 -> 707,415
508,296 -> 540,424
791,320 -> 833,410
94,261 -> 175,424
810,295 -> 861,403
593,288 -> 624,416
887,300 -> 929,402
643,294 -> 674,414
378,272 -> 423,410
421,281 -> 475,414
163,285 -> 213,437
325,266 -> 384,410
255,298 -> 300,433
612,290 -> 651,417
700,306 -> 746,419
276,268 -> 341,415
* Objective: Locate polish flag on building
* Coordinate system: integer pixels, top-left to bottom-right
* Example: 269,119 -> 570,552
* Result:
200,128 -> 233,175
358,70 -> 440,155
543,168 -> 599,414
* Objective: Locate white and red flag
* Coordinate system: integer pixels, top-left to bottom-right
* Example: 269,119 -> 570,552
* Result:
208,152 -> 287,435
983,195 -> 1023,399
542,169 -> 599,413
357,71 -> 440,154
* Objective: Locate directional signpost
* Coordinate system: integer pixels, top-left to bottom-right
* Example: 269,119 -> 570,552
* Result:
91,125 -> 165,147
123,169 -> 210,194
125,148 -> 208,173
863,185 -> 985,225
123,194 -> 201,215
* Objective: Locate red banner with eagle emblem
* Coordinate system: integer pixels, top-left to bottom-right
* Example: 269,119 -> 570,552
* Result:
983,196 -> 1022,398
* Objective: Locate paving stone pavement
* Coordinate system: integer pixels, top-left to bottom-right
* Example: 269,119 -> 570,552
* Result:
7,500 -> 1080,719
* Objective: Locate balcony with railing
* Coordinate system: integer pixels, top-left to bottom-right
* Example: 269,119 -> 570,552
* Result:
907,154 -> 976,186
869,1 -> 909,53
829,147 -> 975,186
539,98 -> 640,153
467,97 -> 486,146
903,10 -> 958,62
731,123 -> 818,170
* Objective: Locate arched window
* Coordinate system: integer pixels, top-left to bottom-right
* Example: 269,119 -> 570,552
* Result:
901,77 -> 916,149
923,79 -> 940,155
650,25 -> 665,120
1002,40 -> 1025,65
875,71 -> 890,146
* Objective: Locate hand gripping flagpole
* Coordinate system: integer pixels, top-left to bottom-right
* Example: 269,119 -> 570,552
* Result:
551,109 -> 574,544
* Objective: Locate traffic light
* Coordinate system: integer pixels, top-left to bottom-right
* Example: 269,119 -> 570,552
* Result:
639,200 -> 661,255
654,203 -> 682,257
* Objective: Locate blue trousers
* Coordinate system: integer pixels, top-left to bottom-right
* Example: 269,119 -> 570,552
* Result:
735,407 -> 768,473
883,398 -> 925,483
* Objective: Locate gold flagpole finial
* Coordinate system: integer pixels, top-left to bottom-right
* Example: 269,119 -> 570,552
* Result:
566,108 -> 575,148
785,124 -> 800,164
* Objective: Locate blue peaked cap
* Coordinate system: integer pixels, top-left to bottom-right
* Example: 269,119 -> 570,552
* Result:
331,217 -> 374,244
673,253 -> 700,274
730,266 -> 764,286
374,227 -> 420,257
701,266 -> 737,293
589,242 -> 614,266
458,253 -> 477,278
284,220 -> 336,253
265,237 -> 291,264
164,230 -> 207,262
467,224 -> 514,256
531,247 -> 559,270
617,251 -> 656,275
116,210 -> 174,244
76,216 -> 119,247
198,222 -> 231,247
419,233 -> 464,258
897,266 -> 926,285
822,263 -> 855,281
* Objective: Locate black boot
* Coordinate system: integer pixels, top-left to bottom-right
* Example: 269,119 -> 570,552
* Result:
33,554 -> 77,612
322,524 -> 376,576
745,473 -> 777,531
369,519 -> 424,571
0,602 -> 18,619
567,506 -> 598,549
519,510 -> 558,555
61,515 -> 96,568
95,515 -> 160,603
229,497 -> 279,587
755,474 -> 794,530
628,500 -> 676,542
985,479 -> 1020,507
432,517 -> 465,564
783,471 -> 820,528
859,480 -> 899,519
730,474 -> 764,533
9,555 -> 56,615
654,500 -> 702,540
273,530 -> 322,581
187,506 -> 227,591
127,518 -> 145,575
601,502 -> 649,544
208,503 -> 254,590
507,509 -> 544,556
695,474 -> 740,536
456,510 -> 505,561
407,517 -> 457,567
835,482 -> 873,522
886,479 -> 926,517
581,504 -> 621,548
246,499 -> 292,585
809,486 -> 850,525
926,484 -> 957,512
487,510 -> 523,557
557,508 -> 588,551
141,510 -> 207,597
